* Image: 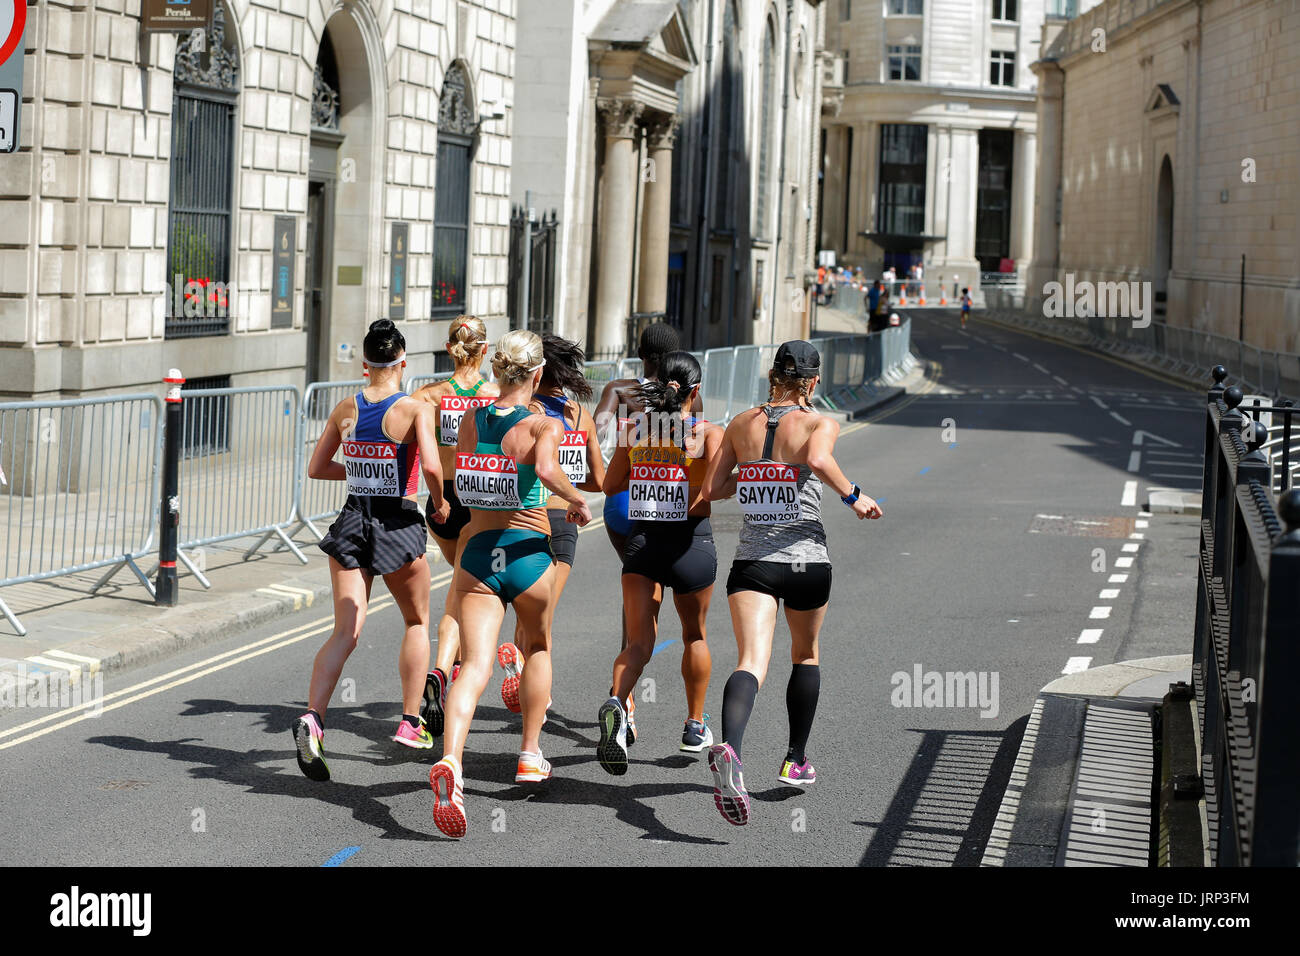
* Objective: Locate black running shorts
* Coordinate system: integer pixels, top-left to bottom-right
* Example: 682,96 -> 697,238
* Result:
548,509 -> 579,567
321,496 -> 427,576
622,516 -> 717,594
427,479 -> 472,540
726,560 -> 832,611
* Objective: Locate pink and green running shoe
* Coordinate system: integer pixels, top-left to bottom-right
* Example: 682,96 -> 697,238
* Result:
708,743 -> 750,826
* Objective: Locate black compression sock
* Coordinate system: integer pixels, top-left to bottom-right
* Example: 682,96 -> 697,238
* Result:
307,709 -> 324,731
785,664 -> 821,765
403,714 -> 421,728
721,671 -> 760,759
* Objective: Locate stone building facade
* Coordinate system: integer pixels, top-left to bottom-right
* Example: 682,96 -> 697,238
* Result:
1028,0 -> 1300,350
819,0 -> 1084,299
0,0 -> 516,399
511,0 -> 828,354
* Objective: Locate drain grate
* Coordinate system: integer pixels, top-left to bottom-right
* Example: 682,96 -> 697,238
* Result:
1028,514 -> 1136,538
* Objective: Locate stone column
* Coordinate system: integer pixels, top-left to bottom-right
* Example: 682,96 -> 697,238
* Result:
594,98 -> 644,355
1026,61 -> 1064,312
1009,129 -> 1037,277
636,114 -> 679,315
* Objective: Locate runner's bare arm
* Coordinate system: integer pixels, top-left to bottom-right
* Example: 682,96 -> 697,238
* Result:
533,417 -> 592,526
806,417 -> 881,519
602,423 -> 632,495
414,404 -> 446,511
703,426 -> 738,502
307,401 -> 348,481
577,407 -> 606,492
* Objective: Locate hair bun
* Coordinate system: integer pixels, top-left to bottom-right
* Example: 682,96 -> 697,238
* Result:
369,318 -> 396,332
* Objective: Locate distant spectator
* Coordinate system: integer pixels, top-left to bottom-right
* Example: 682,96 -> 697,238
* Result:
960,287 -> 972,329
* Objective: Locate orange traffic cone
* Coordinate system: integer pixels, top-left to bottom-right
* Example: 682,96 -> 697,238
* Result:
899,287 -> 907,306
939,287 -> 948,306
918,284 -> 927,306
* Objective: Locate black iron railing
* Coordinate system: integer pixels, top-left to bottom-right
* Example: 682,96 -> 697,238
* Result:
1193,366 -> 1300,866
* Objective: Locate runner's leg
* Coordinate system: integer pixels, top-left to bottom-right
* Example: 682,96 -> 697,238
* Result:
515,565 -> 558,754
308,558 -> 374,716
784,604 -> 825,765
721,590 -> 778,757
441,575 -> 505,765
611,573 -> 660,702
383,554 -> 432,718
673,586 -> 713,723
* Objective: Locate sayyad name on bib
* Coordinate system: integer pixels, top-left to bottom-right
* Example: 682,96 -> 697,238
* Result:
558,431 -> 587,484
737,462 -> 801,524
628,461 -> 688,521
343,441 -> 400,497
455,452 -> 521,509
439,395 -> 494,445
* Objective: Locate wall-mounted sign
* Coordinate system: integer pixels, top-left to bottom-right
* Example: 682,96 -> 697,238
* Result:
271,216 -> 296,329
389,222 -> 408,320
337,266 -> 363,286
0,0 -> 27,154
141,0 -> 213,33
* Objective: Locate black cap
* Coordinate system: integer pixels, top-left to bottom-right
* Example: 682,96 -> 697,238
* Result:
773,340 -> 821,377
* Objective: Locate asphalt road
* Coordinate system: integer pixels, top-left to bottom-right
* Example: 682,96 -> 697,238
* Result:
0,310 -> 1205,866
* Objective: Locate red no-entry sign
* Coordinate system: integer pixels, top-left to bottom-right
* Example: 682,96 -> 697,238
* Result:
0,0 -> 25,153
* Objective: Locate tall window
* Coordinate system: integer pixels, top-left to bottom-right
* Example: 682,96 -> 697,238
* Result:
991,0 -> 1018,21
432,63 -> 475,318
714,1 -> 738,227
888,0 -> 923,14
975,129 -> 1014,271
166,4 -> 239,339
877,123 -> 927,236
989,50 -> 1016,86
757,16 -> 776,236
887,44 -> 922,81
842,0 -> 852,19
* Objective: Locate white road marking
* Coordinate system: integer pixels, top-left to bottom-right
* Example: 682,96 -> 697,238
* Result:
1122,543 -> 1140,553
1135,520 -> 1148,529
1108,574 -> 1129,583
1091,396 -> 1110,410
1033,363 -> 1050,375
1062,657 -> 1092,674
1130,532 -> 1145,540
44,649 -> 103,670
1121,480 -> 1137,506
1089,606 -> 1113,619
26,655 -> 84,677
257,587 -> 303,610
1138,511 -> 1152,517
1099,589 -> 1120,599
1110,411 -> 1132,426
1133,429 -> 1181,448
1053,376 -> 1069,386
1013,353 -> 1029,362
1115,557 -> 1135,568
1071,386 -> 1085,394
1078,629 -> 1104,645
1127,451 -> 1142,471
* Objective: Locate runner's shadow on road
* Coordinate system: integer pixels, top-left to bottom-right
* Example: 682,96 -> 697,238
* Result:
85,734 -> 455,844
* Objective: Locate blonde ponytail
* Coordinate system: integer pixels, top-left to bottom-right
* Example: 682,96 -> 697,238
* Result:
492,329 -> 544,386
447,315 -> 489,367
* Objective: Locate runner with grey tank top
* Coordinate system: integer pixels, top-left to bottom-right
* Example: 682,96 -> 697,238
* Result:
702,340 -> 882,826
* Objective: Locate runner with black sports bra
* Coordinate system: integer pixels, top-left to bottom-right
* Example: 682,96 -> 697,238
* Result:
428,330 -> 592,839
495,334 -> 606,713
701,340 -> 882,825
596,351 -> 723,775
411,316 -> 499,736
592,323 -> 702,742
291,320 -> 448,781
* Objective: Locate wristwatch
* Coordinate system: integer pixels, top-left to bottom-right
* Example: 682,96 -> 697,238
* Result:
841,484 -> 861,507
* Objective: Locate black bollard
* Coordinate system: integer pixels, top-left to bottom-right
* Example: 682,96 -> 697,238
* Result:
155,368 -> 185,606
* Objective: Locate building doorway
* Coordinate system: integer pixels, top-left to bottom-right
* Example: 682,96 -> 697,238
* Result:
975,129 -> 1014,274
1154,155 -> 1174,322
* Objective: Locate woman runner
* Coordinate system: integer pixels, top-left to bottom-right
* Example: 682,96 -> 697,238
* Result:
497,334 -> 606,713
595,351 -> 723,774
428,330 -> 592,839
701,341 -> 882,825
292,319 -> 449,781
591,323 -> 702,742
411,316 -> 499,735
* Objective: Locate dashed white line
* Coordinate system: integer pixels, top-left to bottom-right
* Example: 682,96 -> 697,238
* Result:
1121,543 -> 1140,553
1114,556 -> 1135,568
1078,629 -> 1104,645
1053,376 -> 1069,387
1033,363 -> 1051,375
1099,589 -> 1120,599
1129,533 -> 1145,540
1062,657 -> 1092,675
1110,411 -> 1133,426
1127,451 -> 1142,471
1091,396 -> 1110,410
1135,520 -> 1149,529
1121,480 -> 1137,507
1108,574 -> 1129,583
1012,353 -> 1029,362
1089,606 -> 1113,619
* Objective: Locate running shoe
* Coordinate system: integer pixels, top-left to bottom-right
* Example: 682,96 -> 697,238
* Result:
421,670 -> 447,737
515,750 -> 553,783
452,662 -> 462,683
498,643 -> 523,714
429,757 -> 466,839
292,712 -> 330,782
778,758 -> 817,787
596,696 -> 629,776
708,743 -> 750,826
680,715 -> 713,753
392,716 -> 434,750
625,694 -> 637,747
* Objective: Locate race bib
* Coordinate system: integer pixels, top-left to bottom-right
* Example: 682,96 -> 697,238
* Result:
439,395 -> 494,446
737,462 -> 801,524
558,431 -> 587,484
628,461 -> 689,521
343,441 -> 400,497
455,451 -> 521,509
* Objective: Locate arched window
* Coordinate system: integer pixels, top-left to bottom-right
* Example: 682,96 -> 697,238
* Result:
432,63 -> 476,318
757,15 -> 777,236
166,3 -> 239,338
713,0 -> 738,227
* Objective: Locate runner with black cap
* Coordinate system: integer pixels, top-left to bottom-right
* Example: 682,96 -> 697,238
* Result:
701,340 -> 882,825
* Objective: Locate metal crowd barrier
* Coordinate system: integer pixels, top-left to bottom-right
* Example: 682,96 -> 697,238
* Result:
1193,370 -> 1300,866
0,394 -> 164,635
289,379 -> 367,542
